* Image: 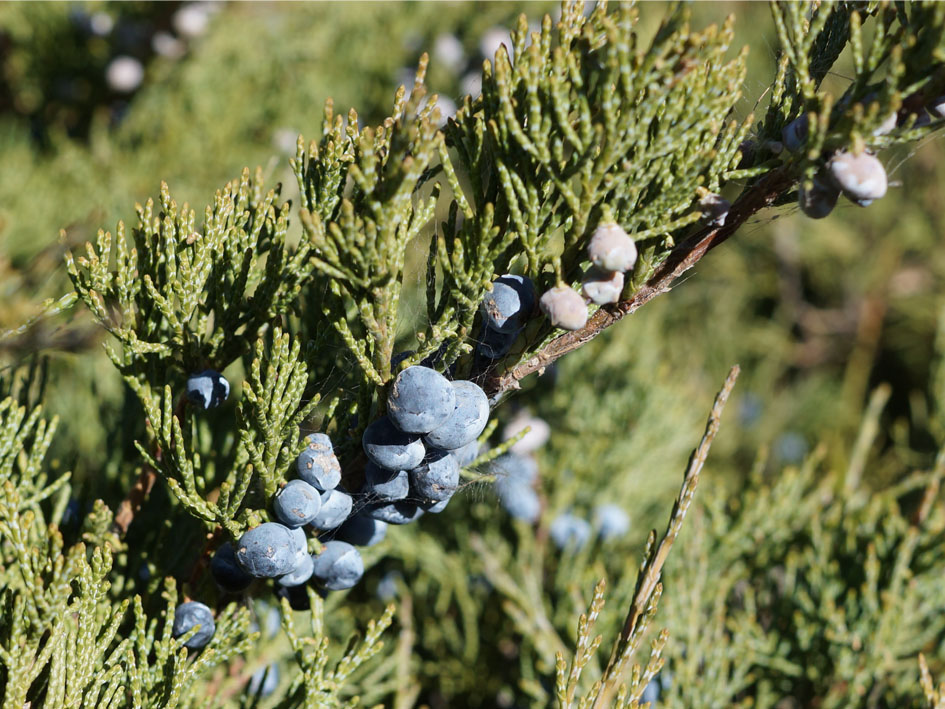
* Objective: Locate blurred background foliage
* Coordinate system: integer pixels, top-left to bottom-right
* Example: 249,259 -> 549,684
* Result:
2,1 -> 945,706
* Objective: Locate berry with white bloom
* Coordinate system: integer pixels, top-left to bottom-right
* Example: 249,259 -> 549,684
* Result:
311,489 -> 353,531
581,267 -> 624,305
540,285 -> 588,330
828,151 -> 887,205
106,56 -> 144,93
587,223 -> 637,272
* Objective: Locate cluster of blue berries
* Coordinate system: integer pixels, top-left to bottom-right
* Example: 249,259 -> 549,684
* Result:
208,433 -> 365,604
476,274 -> 536,360
361,365 -> 489,522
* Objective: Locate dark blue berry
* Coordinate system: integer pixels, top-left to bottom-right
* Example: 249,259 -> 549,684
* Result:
211,541 -> 253,592
480,274 -> 535,334
423,380 -> 489,450
335,513 -> 388,547
296,434 -> 341,491
186,370 -> 229,409
311,489 -> 353,530
362,416 -> 425,470
311,541 -> 364,591
410,450 -> 460,503
236,523 -> 297,578
273,479 -> 322,528
387,366 -> 456,434
173,601 -> 215,649
367,500 -> 425,525
363,462 -> 409,502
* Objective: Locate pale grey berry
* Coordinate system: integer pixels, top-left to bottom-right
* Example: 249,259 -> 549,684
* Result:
828,151 -> 887,204
929,96 -> 945,119
581,267 -> 624,305
587,223 -> 637,272
540,286 -> 588,330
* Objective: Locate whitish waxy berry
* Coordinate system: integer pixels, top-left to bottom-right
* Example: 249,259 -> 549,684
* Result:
480,275 -> 535,334
593,503 -> 630,540
236,523 -> 298,578
581,267 -> 624,305
296,434 -> 341,491
699,193 -> 730,227
186,370 -> 229,410
587,223 -> 637,272
494,478 -> 540,522
336,512 -> 388,547
798,172 -> 840,219
277,552 -> 314,588
503,415 -> 550,455
311,489 -> 353,530
311,541 -> 364,591
387,366 -> 456,434
540,286 -> 588,330
362,416 -> 426,471
247,664 -> 280,698
368,500 -> 425,525
550,513 -> 593,550
210,542 -> 253,592
173,601 -> 216,649
363,462 -> 410,501
410,451 -> 460,503
477,326 -> 519,360
453,439 -> 481,467
273,480 -> 322,528
781,114 -> 808,152
828,151 -> 887,205
424,380 -> 489,450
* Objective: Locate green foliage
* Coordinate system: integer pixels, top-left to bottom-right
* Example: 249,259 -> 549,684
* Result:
2,0 -> 945,706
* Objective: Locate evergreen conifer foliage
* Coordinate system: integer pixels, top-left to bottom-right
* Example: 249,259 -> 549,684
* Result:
4,0 -> 941,705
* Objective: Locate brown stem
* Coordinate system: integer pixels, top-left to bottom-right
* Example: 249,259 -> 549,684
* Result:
483,166 -> 794,399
